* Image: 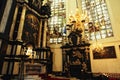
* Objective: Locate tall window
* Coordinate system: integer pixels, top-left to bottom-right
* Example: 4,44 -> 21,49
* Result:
81,0 -> 113,40
48,0 -> 66,44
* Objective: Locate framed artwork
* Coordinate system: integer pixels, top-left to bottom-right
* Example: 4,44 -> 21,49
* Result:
22,10 -> 40,47
93,46 -> 116,59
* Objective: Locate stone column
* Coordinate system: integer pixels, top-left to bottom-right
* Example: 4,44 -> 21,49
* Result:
2,4 -> 19,75
42,19 -> 48,73
13,5 -> 27,75
16,5 -> 27,41
9,4 -> 19,40
2,45 -> 13,74
0,0 -> 12,33
37,20 -> 42,48
42,19 -> 47,48
50,44 -> 63,72
13,45 -> 22,74
0,0 -> 13,47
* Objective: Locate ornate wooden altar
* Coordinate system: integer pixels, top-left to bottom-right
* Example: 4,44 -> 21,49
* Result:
61,28 -> 91,79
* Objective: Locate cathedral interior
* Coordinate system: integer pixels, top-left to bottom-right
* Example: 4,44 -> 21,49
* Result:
0,0 -> 120,80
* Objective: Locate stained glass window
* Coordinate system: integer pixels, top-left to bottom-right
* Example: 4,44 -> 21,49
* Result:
48,0 -> 66,44
81,0 -> 113,40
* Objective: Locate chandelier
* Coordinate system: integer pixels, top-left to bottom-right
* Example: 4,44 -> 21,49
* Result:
67,8 -> 82,31
66,0 -> 103,52
91,42 -> 103,53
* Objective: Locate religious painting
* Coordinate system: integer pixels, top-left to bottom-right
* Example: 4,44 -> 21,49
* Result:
93,46 -> 116,59
22,11 -> 40,48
